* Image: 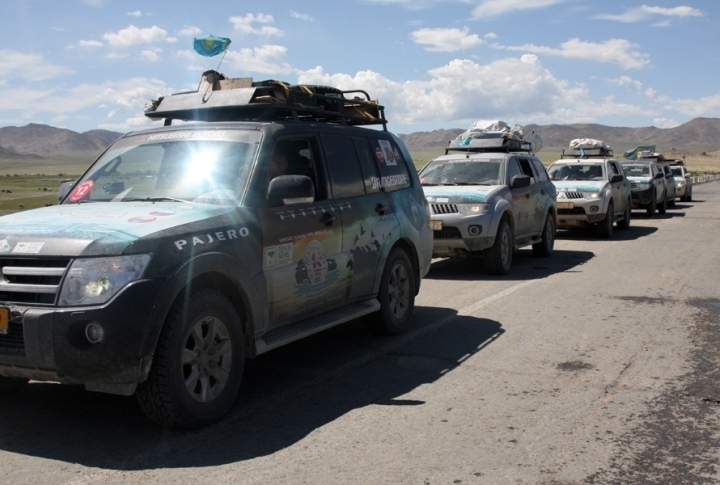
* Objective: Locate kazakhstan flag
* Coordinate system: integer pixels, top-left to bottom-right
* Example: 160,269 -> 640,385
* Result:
193,35 -> 232,57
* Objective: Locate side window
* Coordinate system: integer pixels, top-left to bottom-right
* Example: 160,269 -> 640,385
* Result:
353,137 -> 381,194
267,137 -> 325,205
506,159 -> 522,184
530,158 -> 548,182
320,134 -> 365,199
517,158 -> 536,183
609,162 -> 620,175
369,137 -> 411,192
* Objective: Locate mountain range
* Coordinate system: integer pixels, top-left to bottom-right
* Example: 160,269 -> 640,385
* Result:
0,118 -> 718,160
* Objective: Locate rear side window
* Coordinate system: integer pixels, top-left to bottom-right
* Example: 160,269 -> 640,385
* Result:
353,137 -> 381,194
320,135 -> 365,199
516,158 -> 536,183
530,158 -> 548,182
369,137 -> 411,192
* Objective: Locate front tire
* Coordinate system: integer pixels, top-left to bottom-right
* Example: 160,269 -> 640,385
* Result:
364,248 -> 416,335
617,200 -> 631,230
597,202 -> 614,238
646,196 -> 656,217
484,219 -> 513,275
658,191 -> 667,214
687,189 -> 692,202
136,290 -> 245,428
532,213 -> 555,257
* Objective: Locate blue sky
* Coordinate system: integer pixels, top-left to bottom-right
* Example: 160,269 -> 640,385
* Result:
2,0 -> 718,135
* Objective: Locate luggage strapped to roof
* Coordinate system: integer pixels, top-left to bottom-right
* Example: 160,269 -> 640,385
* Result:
144,71 -> 388,130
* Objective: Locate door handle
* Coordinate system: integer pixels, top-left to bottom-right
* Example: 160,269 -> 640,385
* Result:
320,213 -> 337,225
525,193 -> 530,199
375,203 -> 389,214
540,189 -> 546,195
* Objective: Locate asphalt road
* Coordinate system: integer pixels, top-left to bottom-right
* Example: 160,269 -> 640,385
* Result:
2,183 -> 720,485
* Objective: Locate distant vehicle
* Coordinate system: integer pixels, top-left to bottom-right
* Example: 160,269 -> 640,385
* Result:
419,126 -> 556,275
548,143 -> 631,238
657,163 -> 677,207
621,160 -> 667,216
668,162 -> 693,202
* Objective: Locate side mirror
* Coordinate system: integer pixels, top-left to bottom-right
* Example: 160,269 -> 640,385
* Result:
510,174 -> 531,189
610,174 -> 624,183
58,180 -> 75,202
267,175 -> 315,206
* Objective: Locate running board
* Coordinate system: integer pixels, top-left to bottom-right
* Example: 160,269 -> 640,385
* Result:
255,299 -> 381,355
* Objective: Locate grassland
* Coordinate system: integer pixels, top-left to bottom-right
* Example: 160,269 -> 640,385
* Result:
409,145 -> 720,173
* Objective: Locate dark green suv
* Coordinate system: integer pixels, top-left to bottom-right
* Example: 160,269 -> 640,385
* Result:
0,76 -> 433,427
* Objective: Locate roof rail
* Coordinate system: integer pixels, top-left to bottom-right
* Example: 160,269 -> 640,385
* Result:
445,134 -> 535,155
144,72 -> 387,130
560,147 -> 614,159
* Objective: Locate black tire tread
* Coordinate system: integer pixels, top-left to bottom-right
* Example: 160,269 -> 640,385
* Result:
364,248 -> 416,336
597,203 -> 614,239
532,214 -> 554,257
484,219 -> 513,275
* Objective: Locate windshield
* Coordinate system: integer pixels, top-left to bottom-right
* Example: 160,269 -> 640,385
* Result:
548,163 -> 605,181
419,159 -> 502,186
63,130 -> 261,205
671,167 -> 684,176
622,164 -> 650,177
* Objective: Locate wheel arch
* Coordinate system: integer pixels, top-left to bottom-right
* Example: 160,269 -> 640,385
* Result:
392,238 -> 422,295
140,252 -> 264,371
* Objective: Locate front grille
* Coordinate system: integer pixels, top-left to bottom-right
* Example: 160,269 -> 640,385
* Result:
558,208 -> 586,215
563,191 -> 584,199
630,183 -> 638,189
434,227 -> 462,239
431,203 -> 459,214
0,257 -> 72,305
0,318 -> 24,355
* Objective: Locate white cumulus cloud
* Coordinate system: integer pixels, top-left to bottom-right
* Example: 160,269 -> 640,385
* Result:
140,48 -> 162,62
126,10 -> 142,17
0,50 -> 74,81
177,26 -> 201,36
103,25 -> 171,46
596,4 -> 704,23
411,27 -> 483,52
291,11 -> 314,21
230,13 -> 283,36
225,45 -> 294,74
608,76 -> 643,90
653,117 -> 680,128
472,0 -> 567,18
78,40 -> 103,48
494,38 -> 650,70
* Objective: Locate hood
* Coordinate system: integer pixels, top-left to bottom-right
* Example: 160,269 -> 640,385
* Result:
625,176 -> 652,184
552,180 -> 605,193
423,185 -> 503,204
0,201 -> 235,257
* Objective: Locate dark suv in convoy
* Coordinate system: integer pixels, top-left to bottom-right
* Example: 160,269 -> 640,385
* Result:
0,75 -> 433,427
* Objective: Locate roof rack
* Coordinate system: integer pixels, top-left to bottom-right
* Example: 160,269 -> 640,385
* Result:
144,71 -> 387,130
445,133 -> 534,155
560,147 -> 614,159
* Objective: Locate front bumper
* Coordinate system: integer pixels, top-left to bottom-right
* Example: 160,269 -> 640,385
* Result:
555,200 -> 606,228
631,187 -> 655,207
430,213 -> 494,257
0,279 -> 161,395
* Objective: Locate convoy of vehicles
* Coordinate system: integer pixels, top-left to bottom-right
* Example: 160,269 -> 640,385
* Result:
547,144 -> 631,238
0,72 -> 700,428
668,161 -> 693,201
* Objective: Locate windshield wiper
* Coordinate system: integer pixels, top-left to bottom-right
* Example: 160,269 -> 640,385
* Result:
122,197 -> 189,203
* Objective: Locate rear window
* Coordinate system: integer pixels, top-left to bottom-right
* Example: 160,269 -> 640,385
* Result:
368,137 -> 411,192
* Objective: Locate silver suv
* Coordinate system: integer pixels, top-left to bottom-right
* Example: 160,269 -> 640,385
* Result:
419,135 -> 556,275
548,147 -> 631,238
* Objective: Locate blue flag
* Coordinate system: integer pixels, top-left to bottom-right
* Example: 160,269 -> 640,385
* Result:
193,35 -> 231,57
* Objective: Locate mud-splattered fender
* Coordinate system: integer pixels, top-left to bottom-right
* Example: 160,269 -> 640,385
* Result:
487,198 -> 515,240
139,251 -> 265,366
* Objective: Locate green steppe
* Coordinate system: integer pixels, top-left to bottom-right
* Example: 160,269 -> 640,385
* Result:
0,144 -> 718,214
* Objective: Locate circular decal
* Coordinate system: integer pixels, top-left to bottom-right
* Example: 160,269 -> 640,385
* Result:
303,240 -> 328,285
149,210 -> 175,216
69,180 -> 94,202
375,147 -> 385,163
128,215 -> 156,223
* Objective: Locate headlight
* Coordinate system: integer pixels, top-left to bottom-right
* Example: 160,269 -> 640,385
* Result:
458,203 -> 491,215
581,192 -> 602,199
634,183 -> 650,190
59,254 -> 151,306
677,182 -> 685,188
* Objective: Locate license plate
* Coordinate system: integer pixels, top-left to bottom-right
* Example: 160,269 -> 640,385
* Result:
431,220 -> 443,230
557,202 -> 574,209
0,308 -> 8,335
